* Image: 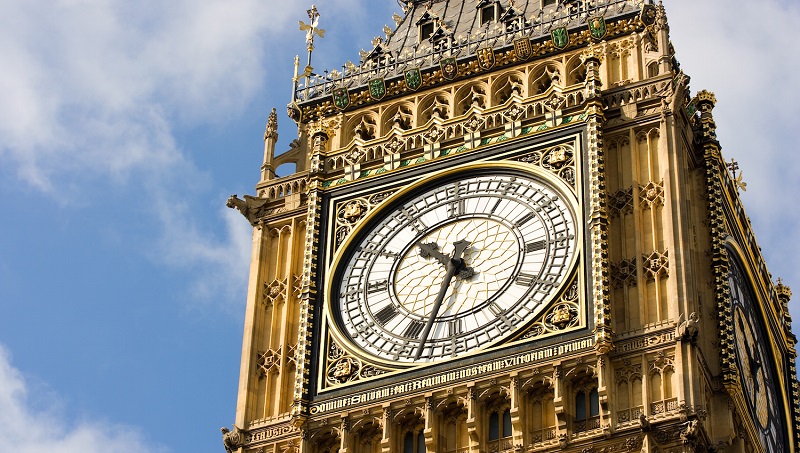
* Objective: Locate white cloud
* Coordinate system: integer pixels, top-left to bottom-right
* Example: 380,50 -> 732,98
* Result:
0,345 -> 167,453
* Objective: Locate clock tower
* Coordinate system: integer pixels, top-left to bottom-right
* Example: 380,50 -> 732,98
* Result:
225,1 -> 800,452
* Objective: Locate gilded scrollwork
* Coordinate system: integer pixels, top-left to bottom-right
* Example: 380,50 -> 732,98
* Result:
516,143 -> 576,188
522,279 -> 580,340
334,189 -> 397,249
324,339 -> 390,388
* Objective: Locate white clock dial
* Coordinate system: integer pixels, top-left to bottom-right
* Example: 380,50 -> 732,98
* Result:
729,256 -> 786,451
331,169 -> 578,364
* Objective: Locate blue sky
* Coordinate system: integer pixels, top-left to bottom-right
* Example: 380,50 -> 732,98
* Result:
1,1 -> 798,452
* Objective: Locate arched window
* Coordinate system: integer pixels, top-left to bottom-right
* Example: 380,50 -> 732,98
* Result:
487,408 -> 512,440
403,430 -> 425,453
574,388 -> 599,433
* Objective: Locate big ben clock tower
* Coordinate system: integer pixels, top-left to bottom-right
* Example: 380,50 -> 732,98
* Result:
224,1 -> 800,452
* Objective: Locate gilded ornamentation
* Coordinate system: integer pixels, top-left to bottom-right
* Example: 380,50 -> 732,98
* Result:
334,190 -> 397,249
610,258 -> 637,288
643,250 -> 669,281
639,181 -> 664,209
325,340 -> 390,387
522,280 -> 580,339
516,143 -> 576,188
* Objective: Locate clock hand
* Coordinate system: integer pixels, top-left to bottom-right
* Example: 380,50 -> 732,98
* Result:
413,240 -> 470,360
418,242 -> 450,267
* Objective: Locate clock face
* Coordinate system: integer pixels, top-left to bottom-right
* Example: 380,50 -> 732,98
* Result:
329,168 -> 578,364
729,257 -> 786,452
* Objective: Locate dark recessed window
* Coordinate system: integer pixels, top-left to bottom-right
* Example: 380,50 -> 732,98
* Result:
481,5 -> 495,25
420,22 -> 434,41
543,0 -> 557,7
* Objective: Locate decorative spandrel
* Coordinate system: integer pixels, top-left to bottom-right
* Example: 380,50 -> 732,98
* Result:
516,143 -> 577,188
334,189 -> 397,250
521,277 -> 581,340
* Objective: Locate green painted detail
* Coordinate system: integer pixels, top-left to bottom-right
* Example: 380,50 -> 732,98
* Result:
360,170 -> 371,178
322,180 -> 333,188
522,126 -> 533,135
440,148 -> 451,157
456,145 -> 467,152
375,167 -> 387,174
415,157 -> 426,164
496,135 -> 508,142
562,116 -> 573,124
400,160 -> 411,167
336,178 -> 347,185
578,113 -> 588,121
537,124 -> 549,131
480,137 -> 492,146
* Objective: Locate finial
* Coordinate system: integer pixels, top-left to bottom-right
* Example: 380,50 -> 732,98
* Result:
298,5 -> 325,80
265,108 -> 278,140
727,159 -> 747,192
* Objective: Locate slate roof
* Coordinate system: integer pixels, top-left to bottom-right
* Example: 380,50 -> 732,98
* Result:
294,0 -> 643,105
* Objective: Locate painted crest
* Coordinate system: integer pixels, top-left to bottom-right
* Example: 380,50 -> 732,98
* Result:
551,27 -> 569,50
404,68 -> 422,91
440,57 -> 458,80
332,87 -> 350,110
513,38 -> 532,60
588,16 -> 607,40
476,47 -> 495,70
368,78 -> 386,100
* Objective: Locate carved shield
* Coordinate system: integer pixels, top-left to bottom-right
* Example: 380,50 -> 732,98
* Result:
476,47 -> 495,70
440,57 -> 458,80
513,38 -> 532,60
404,67 -> 422,91
551,27 -> 569,50
333,87 -> 350,110
588,16 -> 607,40
640,4 -> 657,26
369,78 -> 386,100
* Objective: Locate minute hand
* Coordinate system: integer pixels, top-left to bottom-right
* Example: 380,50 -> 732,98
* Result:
413,239 -> 470,360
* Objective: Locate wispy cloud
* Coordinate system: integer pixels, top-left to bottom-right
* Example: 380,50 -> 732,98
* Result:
668,0 -> 800,321
0,345 -> 167,453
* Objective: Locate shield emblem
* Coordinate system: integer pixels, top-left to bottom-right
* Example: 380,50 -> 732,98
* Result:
640,4 -> 657,26
588,16 -> 606,40
369,78 -> 386,100
332,87 -> 350,110
404,68 -> 422,91
476,47 -> 495,70
513,38 -> 532,60
440,57 -> 458,80
551,27 -> 569,50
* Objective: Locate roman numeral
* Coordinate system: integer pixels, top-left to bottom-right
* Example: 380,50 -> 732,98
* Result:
360,244 -> 398,259
341,285 -> 360,299
526,240 -> 547,252
367,280 -> 388,294
515,273 -> 535,286
515,211 -> 537,227
374,305 -> 398,325
404,320 -> 425,339
448,319 -> 463,337
398,208 -> 427,234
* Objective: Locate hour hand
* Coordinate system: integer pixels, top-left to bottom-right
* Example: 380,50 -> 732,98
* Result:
418,242 -> 450,266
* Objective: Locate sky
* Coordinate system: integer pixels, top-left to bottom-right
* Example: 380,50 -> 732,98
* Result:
0,0 -> 798,452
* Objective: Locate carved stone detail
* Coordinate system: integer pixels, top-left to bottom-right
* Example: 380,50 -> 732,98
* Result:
608,187 -> 633,217
643,250 -> 669,281
610,257 -> 637,288
639,180 -> 664,209
334,190 -> 397,249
